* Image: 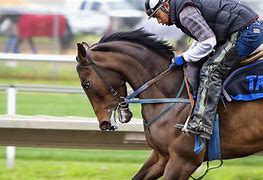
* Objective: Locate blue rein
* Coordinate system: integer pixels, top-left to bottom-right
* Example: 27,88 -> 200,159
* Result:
125,98 -> 191,104
125,68 -> 190,104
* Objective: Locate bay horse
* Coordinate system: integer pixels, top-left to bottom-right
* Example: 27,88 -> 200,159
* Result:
75,29 -> 263,179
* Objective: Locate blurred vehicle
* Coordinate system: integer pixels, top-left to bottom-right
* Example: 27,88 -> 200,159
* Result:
65,0 -> 144,35
126,0 -> 145,11
65,11 -> 109,35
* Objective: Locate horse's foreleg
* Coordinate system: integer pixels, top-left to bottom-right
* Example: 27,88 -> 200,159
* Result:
132,150 -> 167,180
163,153 -> 202,180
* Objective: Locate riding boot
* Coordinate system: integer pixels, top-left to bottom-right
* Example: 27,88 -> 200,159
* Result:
176,61 -> 225,139
186,67 -> 222,139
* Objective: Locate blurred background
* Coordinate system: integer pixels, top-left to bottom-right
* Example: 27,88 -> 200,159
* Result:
0,0 -> 262,179
0,0 -> 187,55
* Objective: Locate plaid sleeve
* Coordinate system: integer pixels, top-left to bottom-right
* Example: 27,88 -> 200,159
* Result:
179,6 -> 215,42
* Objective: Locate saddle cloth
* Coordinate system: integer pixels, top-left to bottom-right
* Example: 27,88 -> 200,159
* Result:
223,59 -> 263,101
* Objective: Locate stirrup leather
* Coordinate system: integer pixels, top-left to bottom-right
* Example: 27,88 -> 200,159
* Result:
181,116 -> 191,134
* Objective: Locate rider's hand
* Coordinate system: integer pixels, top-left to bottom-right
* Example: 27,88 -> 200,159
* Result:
168,56 -> 186,69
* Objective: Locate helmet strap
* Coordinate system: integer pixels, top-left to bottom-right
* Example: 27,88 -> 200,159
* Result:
160,6 -> 169,14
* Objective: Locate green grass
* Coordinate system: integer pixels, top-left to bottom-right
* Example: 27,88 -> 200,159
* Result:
0,91 -> 142,118
194,156 -> 263,180
0,160 -> 142,180
0,77 -> 79,86
200,165 -> 263,180
17,92 -> 95,117
0,92 -> 7,114
0,159 -> 261,180
0,148 -> 148,180
0,62 -> 79,85
0,148 -> 149,163
0,147 -> 262,180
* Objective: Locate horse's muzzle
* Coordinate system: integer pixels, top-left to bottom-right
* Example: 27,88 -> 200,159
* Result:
99,121 -> 116,131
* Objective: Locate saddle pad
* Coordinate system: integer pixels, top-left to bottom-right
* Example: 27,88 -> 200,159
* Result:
207,114 -> 221,161
223,59 -> 263,101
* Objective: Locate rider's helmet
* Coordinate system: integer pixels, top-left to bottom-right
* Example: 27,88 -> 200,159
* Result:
145,0 -> 169,19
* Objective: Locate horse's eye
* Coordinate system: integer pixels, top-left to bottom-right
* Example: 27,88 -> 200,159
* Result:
82,81 -> 91,89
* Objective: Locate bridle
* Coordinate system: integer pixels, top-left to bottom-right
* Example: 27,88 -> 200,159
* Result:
76,52 -> 190,128
76,54 -> 130,128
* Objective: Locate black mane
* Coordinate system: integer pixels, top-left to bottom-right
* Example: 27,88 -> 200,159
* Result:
95,28 -> 174,59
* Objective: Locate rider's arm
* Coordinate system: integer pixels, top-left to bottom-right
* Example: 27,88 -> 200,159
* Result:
179,6 -> 217,62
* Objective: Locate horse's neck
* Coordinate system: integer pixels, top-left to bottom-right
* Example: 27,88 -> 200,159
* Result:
126,56 -> 186,99
91,48 -> 186,99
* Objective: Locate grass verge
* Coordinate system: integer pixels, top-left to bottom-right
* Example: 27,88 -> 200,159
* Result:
0,147 -> 262,180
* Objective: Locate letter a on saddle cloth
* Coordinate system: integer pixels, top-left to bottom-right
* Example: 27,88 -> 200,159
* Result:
184,57 -> 263,160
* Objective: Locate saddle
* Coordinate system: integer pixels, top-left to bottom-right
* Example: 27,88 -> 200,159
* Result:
186,45 -> 263,102
239,45 -> 263,66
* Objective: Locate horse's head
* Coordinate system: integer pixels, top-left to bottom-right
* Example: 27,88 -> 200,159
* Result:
76,42 -> 132,131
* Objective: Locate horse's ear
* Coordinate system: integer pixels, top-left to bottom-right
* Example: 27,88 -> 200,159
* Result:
81,42 -> 90,50
77,43 -> 87,64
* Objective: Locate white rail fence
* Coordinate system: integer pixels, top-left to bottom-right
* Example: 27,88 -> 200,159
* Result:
0,53 -> 147,169
0,84 -> 147,169
0,53 -> 75,63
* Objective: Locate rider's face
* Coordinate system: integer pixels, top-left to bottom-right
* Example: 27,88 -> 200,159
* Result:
154,3 -> 172,26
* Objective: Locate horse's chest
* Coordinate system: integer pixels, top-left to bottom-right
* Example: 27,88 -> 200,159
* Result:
144,126 -> 170,152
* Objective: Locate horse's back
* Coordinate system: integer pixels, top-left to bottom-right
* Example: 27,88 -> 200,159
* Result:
218,99 -> 263,159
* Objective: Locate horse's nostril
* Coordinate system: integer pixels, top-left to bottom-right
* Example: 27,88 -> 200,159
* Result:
99,121 -> 111,131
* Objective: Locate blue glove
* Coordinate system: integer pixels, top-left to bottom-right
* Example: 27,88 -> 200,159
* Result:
168,56 -> 186,69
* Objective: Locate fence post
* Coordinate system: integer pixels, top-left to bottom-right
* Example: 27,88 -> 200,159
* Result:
51,14 -> 60,80
6,86 -> 16,169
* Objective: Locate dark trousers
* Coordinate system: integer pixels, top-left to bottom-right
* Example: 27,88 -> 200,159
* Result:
190,20 -> 263,135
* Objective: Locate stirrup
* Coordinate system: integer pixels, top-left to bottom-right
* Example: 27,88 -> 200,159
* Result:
174,116 -> 191,130
175,123 -> 184,129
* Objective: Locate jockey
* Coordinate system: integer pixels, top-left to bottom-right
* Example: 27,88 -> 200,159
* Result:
145,0 -> 263,140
